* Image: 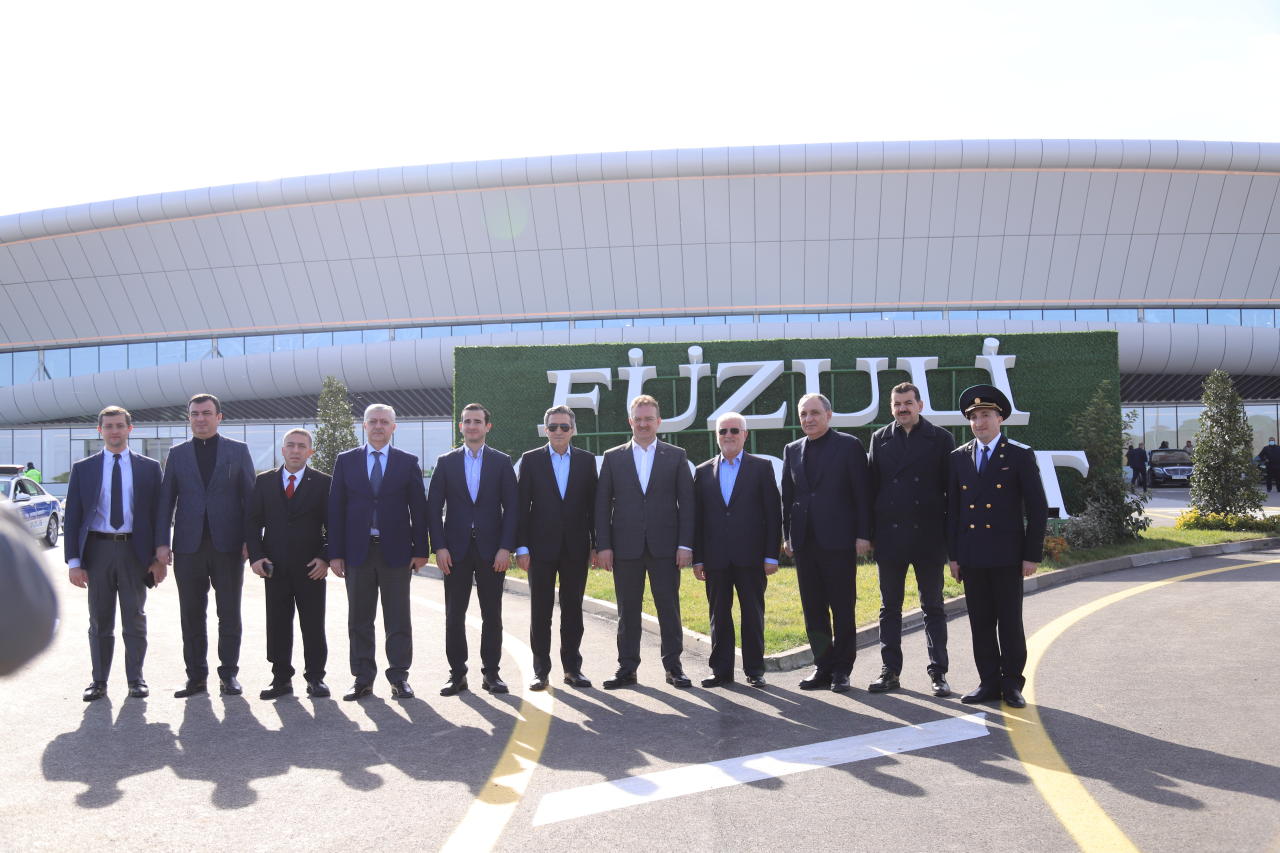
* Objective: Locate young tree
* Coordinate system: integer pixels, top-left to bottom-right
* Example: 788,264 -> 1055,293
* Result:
1190,369 -> 1263,516
1063,380 -> 1150,547
311,375 -> 359,474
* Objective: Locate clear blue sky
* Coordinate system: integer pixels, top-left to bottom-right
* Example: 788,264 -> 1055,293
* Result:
3,0 -> 1277,217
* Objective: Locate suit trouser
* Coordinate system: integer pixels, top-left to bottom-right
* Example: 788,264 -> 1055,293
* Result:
1130,465 -> 1147,488
345,541 -> 412,684
264,563 -> 327,683
443,543 -> 505,678
960,563 -> 1026,690
84,537 -> 148,683
876,557 -> 948,676
794,544 -> 857,677
528,554 -> 588,677
614,550 -> 683,675
1266,466 -> 1280,491
704,564 -> 767,678
174,539 -> 243,682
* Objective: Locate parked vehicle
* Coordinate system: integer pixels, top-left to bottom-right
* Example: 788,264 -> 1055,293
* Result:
0,465 -> 61,546
1148,449 -> 1193,487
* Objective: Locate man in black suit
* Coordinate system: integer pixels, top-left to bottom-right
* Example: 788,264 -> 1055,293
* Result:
329,404 -> 431,701
429,402 -> 519,696
947,384 -> 1048,709
65,405 -> 164,701
515,405 -> 597,691
156,393 -> 256,698
692,412 -> 781,688
781,393 -> 873,693
867,382 -> 955,697
246,428 -> 332,700
595,394 -> 696,689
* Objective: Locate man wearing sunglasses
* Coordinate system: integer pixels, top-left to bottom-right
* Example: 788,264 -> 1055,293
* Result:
692,412 -> 781,687
515,405 -> 598,690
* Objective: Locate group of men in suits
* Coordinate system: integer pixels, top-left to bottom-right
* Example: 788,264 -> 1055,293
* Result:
64,382 -> 1046,709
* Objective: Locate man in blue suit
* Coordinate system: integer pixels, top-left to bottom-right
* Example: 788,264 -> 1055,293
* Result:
156,393 -> 256,698
328,403 -> 430,701
428,403 -> 518,696
781,392 -> 873,693
65,406 -> 164,701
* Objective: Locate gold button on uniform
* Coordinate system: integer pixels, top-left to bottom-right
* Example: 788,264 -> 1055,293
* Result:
986,503 -> 992,508
969,524 -> 975,529
969,504 -> 975,509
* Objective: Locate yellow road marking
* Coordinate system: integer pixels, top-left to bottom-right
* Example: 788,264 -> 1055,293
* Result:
1008,556 -> 1280,852
422,589 -> 556,853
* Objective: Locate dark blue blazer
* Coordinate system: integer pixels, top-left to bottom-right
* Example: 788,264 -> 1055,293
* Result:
156,435 -> 255,554
947,435 -> 1048,567
426,445 -> 518,564
328,445 -> 429,569
780,429 -> 874,551
693,452 -> 782,571
65,450 -> 163,572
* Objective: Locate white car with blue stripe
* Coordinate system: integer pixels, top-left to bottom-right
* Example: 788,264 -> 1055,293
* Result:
1,465 -> 61,546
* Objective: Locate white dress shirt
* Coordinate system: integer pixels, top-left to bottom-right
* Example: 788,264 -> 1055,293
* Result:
631,440 -> 657,493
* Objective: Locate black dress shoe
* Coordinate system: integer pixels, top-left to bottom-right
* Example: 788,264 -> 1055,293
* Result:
563,672 -> 592,688
440,676 -> 468,696
700,674 -> 734,688
930,674 -> 952,697
868,667 -> 900,693
127,680 -> 149,699
82,681 -> 107,702
390,680 -> 415,699
665,670 -> 692,688
259,682 -> 293,700
1002,686 -> 1027,708
960,685 -> 1001,704
530,676 -> 549,691
219,677 -> 243,696
830,674 -> 852,693
306,680 -> 330,698
174,681 -> 207,698
745,674 -> 767,687
799,669 -> 832,690
602,673 -> 637,690
343,682 -> 373,701
482,675 -> 509,694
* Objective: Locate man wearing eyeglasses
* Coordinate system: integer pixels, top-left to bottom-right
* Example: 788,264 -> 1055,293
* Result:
692,412 -> 781,687
515,405 -> 598,690
595,394 -> 696,689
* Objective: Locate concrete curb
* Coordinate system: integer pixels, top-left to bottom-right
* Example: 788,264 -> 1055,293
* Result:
421,536 -> 1280,673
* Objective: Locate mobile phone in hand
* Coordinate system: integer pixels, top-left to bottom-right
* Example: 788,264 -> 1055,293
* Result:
262,560 -> 274,578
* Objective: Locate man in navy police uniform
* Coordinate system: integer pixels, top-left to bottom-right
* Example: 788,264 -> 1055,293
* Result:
947,384 -> 1048,709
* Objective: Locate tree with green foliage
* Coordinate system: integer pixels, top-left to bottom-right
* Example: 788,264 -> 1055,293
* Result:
1189,369 -> 1263,517
311,375 -> 359,474
1062,380 -> 1150,548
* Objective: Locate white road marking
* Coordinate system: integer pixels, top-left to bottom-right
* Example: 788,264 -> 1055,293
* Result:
532,712 -> 991,825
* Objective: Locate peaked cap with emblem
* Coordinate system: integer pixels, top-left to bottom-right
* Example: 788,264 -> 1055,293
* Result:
958,384 -> 1012,420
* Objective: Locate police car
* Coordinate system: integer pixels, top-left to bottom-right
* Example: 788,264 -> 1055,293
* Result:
1,465 -> 61,546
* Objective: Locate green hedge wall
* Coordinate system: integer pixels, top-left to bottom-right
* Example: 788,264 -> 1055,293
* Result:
453,331 -> 1120,512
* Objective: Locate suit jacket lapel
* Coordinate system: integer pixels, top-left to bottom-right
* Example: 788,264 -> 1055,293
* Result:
791,442 -> 810,493
549,447 -> 565,502
622,440 -> 644,494
85,453 -> 105,519
207,436 -> 226,493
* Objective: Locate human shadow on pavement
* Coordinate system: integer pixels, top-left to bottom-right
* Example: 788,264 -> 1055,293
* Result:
171,695 -> 290,808
41,699 -> 179,808
1015,703 -> 1280,809
546,681 -> 903,787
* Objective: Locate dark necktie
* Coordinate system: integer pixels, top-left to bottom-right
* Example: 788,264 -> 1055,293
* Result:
110,453 -> 124,529
978,444 -> 990,475
285,474 -> 296,499
370,451 -> 383,529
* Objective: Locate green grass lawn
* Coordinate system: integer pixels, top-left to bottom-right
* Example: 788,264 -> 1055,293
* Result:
499,527 -> 1270,655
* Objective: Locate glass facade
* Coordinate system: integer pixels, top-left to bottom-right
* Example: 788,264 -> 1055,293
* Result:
1128,404 -> 1280,457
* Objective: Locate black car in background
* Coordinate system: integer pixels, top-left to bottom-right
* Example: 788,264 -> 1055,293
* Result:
1149,449 -> 1193,487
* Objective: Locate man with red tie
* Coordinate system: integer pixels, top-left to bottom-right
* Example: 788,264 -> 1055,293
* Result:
245,428 -> 332,699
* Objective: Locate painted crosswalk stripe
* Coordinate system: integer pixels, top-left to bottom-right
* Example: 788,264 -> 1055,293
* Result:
532,712 -> 990,825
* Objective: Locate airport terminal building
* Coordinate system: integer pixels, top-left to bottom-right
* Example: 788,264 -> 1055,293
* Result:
1,138 -> 1278,495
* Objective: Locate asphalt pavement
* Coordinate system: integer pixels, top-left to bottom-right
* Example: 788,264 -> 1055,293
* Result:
2,544 -> 1278,852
